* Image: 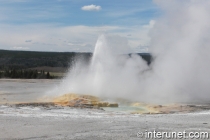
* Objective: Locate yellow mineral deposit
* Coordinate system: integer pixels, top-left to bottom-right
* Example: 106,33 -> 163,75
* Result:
129,102 -> 187,114
129,102 -> 158,114
52,93 -> 118,107
130,103 -> 198,114
6,92 -> 198,114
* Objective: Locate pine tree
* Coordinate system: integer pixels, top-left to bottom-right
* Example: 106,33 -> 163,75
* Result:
46,72 -> 50,79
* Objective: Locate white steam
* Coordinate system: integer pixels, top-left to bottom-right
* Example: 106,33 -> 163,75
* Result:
149,0 -> 210,103
47,0 -> 210,104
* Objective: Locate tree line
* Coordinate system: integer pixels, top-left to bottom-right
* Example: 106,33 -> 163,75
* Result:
0,69 -> 53,79
0,50 -> 92,69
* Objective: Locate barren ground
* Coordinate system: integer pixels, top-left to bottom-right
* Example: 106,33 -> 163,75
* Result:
0,79 -> 210,140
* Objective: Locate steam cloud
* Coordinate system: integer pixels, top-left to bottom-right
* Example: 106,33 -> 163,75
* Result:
48,0 -> 210,104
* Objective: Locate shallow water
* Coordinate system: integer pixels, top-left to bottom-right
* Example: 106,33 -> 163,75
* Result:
103,106 -> 146,113
0,79 -> 60,103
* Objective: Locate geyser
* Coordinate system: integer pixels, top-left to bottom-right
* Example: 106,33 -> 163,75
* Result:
48,34 -> 150,103
47,0 -> 210,104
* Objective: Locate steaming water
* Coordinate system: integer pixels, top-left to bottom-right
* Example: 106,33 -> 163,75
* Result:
47,0 -> 210,104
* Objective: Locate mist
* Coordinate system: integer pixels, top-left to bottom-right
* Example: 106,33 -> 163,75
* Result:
47,0 -> 210,104
149,0 -> 210,103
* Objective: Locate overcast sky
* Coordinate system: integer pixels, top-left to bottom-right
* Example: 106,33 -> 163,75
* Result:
0,0 -> 159,52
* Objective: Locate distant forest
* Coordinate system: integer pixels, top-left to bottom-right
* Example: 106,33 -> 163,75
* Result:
0,50 -> 152,79
0,50 -> 91,70
0,69 -> 52,79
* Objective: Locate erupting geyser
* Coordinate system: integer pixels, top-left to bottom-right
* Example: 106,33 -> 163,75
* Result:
47,0 -> 210,104
48,34 -> 150,103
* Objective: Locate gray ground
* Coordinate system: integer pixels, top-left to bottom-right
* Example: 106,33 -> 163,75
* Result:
0,79 -> 61,103
0,79 -> 210,140
0,110 -> 210,140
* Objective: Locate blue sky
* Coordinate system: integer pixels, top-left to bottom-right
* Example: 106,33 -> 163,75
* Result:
0,0 -> 159,52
